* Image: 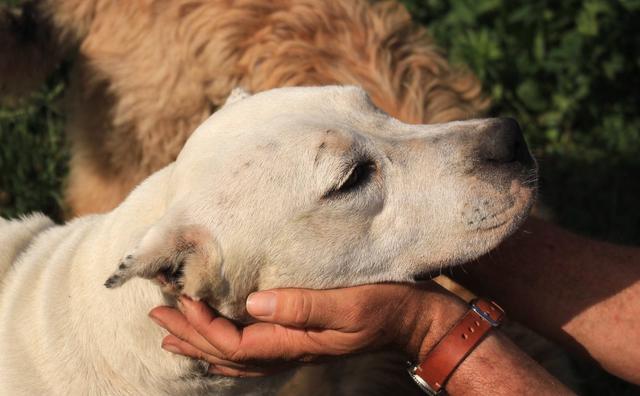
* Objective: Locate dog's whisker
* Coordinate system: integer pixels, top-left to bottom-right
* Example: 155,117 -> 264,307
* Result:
2,85 -> 538,394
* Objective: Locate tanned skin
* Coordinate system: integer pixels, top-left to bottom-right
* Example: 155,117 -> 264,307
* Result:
148,218 -> 640,392
453,217 -> 640,384
150,283 -> 572,394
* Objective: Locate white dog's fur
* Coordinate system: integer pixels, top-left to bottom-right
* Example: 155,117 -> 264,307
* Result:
0,86 -> 535,395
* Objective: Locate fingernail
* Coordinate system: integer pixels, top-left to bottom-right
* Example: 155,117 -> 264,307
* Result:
246,291 -> 276,317
162,343 -> 182,354
148,313 -> 165,328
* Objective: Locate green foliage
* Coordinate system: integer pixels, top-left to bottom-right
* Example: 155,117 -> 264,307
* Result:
404,0 -> 640,158
0,75 -> 68,221
402,0 -> 640,244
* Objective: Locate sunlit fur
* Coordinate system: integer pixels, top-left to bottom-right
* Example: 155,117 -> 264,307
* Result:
0,0 -> 488,216
0,86 -> 534,395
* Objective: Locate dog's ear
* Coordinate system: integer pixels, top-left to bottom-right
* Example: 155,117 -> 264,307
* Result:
104,217 -> 223,299
224,87 -> 251,106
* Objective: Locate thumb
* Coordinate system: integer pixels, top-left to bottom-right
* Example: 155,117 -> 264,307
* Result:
246,288 -> 345,329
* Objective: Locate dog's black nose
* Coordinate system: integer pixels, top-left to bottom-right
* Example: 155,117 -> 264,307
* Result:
479,117 -> 532,166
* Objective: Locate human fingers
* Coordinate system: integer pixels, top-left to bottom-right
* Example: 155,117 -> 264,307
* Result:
161,334 -> 247,369
175,297 -> 329,361
174,283 -> 444,363
162,312 -> 318,368
245,284 -> 417,331
149,304 -> 229,357
162,334 -> 294,375
171,297 -> 246,358
151,305 -> 293,365
208,364 -> 287,378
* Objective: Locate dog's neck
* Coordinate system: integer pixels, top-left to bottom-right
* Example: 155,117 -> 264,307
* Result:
39,164 -> 276,393
61,165 -> 199,387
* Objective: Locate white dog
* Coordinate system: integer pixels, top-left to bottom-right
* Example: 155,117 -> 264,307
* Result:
0,86 -> 536,395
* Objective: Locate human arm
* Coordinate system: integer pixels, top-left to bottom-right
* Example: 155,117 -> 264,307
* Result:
149,283 -> 572,394
453,217 -> 640,383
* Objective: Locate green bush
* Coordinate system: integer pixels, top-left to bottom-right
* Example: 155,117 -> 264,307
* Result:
0,0 -> 69,221
402,0 -> 640,244
0,74 -> 68,222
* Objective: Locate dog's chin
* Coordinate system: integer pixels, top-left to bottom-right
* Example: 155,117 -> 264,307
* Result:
492,180 -> 536,233
470,177 -> 535,231
463,181 -> 535,260
411,181 -> 536,283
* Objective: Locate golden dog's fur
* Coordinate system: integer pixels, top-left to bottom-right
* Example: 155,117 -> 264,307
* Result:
1,0 -> 488,216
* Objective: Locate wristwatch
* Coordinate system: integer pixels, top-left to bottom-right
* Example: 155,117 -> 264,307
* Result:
407,298 -> 505,395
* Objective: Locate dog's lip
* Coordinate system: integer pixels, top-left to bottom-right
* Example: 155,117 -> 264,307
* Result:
412,268 -> 442,282
468,180 -> 536,233
476,219 -> 509,232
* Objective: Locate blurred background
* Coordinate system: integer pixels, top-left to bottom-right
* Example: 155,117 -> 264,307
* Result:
0,0 -> 639,394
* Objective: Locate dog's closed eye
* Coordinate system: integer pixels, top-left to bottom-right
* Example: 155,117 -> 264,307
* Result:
323,160 -> 376,198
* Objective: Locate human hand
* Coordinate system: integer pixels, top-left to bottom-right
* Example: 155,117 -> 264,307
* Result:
148,282 -> 466,377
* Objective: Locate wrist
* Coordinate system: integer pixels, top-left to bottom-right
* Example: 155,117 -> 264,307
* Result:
416,296 -> 468,361
406,296 -> 573,395
400,284 -> 468,361
447,331 -> 574,395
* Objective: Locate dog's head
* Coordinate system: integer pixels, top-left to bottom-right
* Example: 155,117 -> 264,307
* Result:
105,86 -> 536,320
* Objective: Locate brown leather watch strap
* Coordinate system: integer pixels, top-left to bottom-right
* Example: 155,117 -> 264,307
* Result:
409,298 -> 505,394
